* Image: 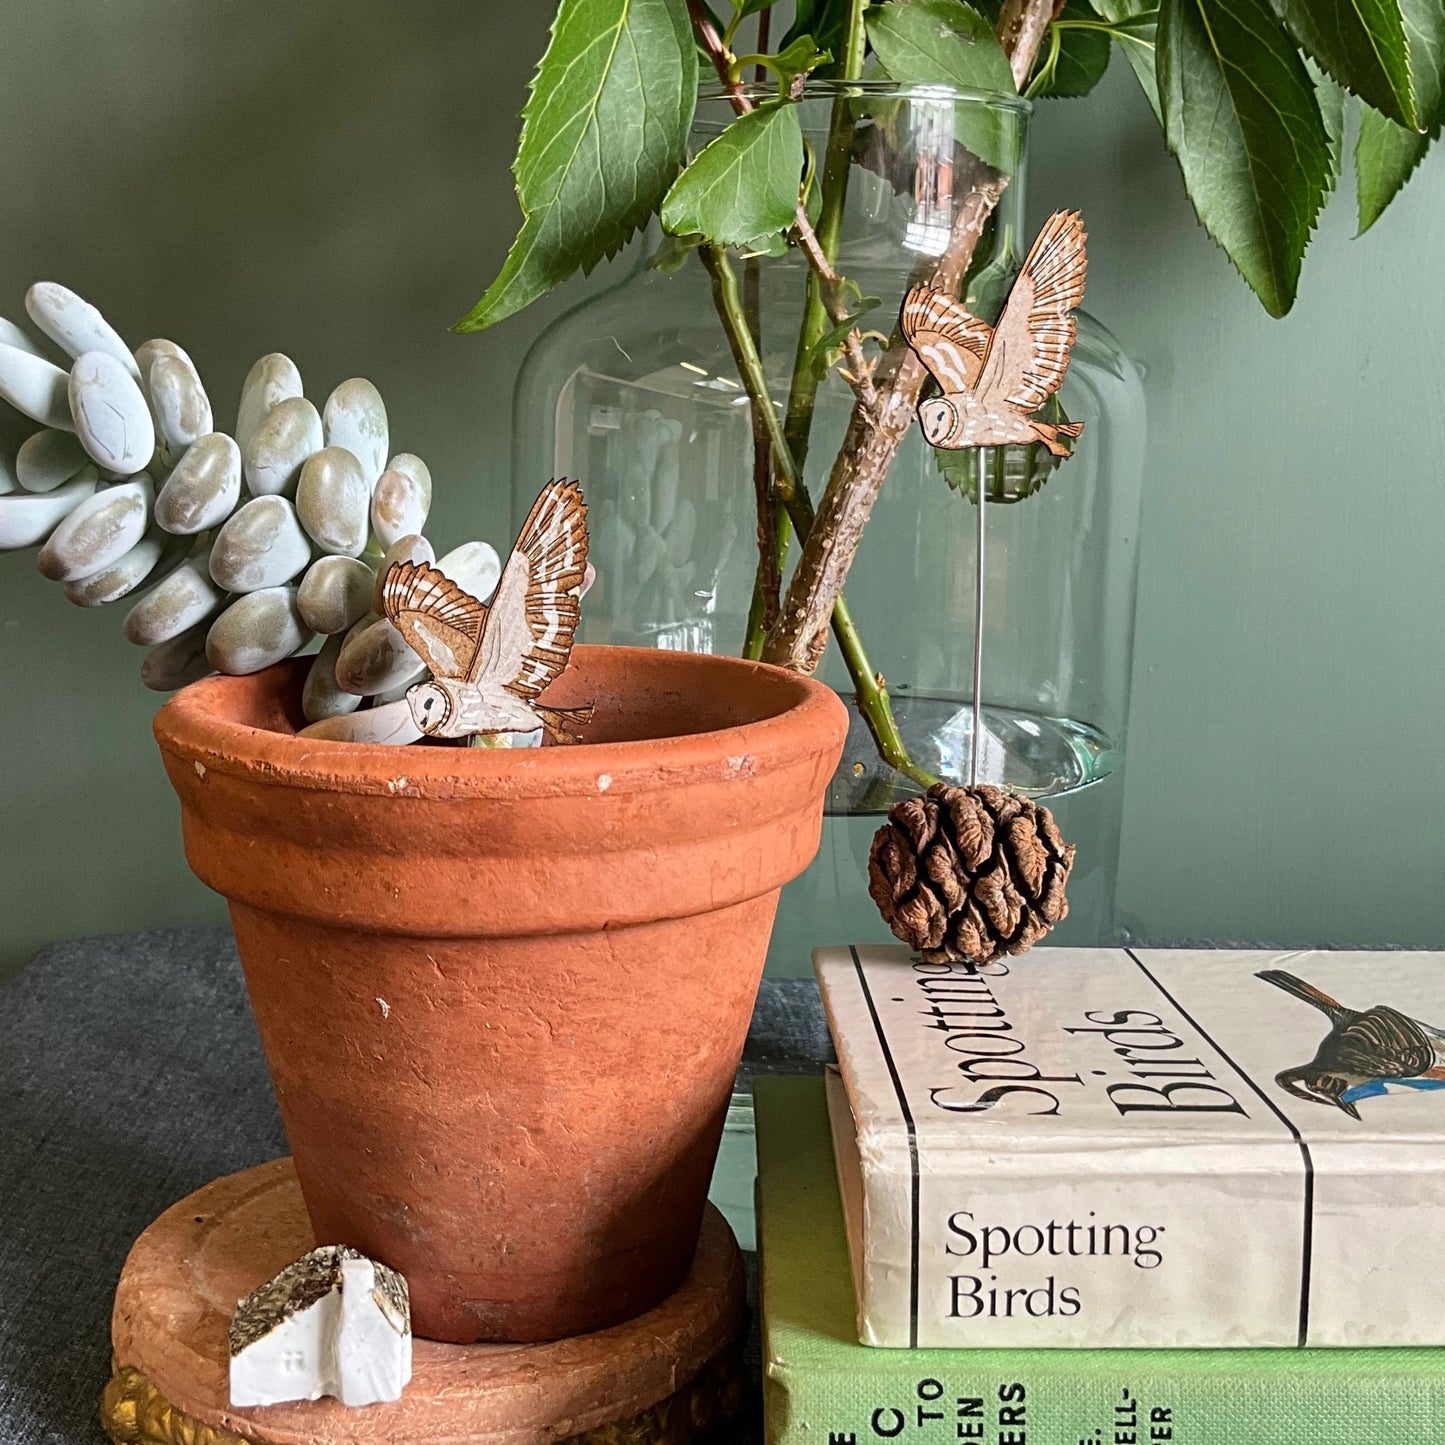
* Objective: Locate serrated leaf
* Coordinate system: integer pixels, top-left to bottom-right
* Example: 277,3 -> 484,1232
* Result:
935,403 -> 1070,503
867,0 -> 1017,91
1355,0 -> 1445,229
660,101 -> 804,245
1159,0 -> 1333,317
740,230 -> 792,256
1356,109 -> 1434,230
1401,0 -> 1445,117
1034,2 -> 1113,98
1092,3 -> 1163,119
1090,3 -> 1162,117
1271,0 -> 1417,129
1309,64 -> 1347,184
455,0 -> 696,332
867,0 -> 1018,168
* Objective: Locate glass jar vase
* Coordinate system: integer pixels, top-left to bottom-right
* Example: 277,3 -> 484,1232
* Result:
513,82 -> 1146,974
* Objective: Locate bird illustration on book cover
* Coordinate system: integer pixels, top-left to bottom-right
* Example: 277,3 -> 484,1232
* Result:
901,209 -> 1087,457
380,478 -> 594,743
1258,968 -> 1445,1118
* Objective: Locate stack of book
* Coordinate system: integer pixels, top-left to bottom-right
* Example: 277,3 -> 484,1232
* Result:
756,945 -> 1445,1443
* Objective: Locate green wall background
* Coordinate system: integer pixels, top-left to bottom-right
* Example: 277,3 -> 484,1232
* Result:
0,3 -> 1441,976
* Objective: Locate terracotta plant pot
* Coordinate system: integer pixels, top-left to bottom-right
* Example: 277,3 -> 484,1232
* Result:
153,646 -> 847,1344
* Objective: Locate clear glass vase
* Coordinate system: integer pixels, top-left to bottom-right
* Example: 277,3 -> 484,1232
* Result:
513,83 -> 1146,975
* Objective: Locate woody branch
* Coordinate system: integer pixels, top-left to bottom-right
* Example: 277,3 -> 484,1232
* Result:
685,0 -> 880,416
759,0 -> 1059,673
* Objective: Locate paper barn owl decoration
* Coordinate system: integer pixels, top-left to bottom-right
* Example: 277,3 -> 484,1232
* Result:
902,209 -> 1087,457
380,478 -> 594,743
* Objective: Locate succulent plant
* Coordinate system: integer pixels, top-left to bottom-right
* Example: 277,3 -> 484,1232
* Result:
0,282 -> 501,740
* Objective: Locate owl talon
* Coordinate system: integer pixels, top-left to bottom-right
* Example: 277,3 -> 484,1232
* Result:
537,702 -> 595,745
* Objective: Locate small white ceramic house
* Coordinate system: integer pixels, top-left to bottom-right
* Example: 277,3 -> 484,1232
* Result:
229,1245 -> 412,1408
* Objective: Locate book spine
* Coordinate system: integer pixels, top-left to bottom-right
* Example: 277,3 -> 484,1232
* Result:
763,1354 -> 1445,1445
875,1145 -> 1305,1349
818,949 -> 1314,1348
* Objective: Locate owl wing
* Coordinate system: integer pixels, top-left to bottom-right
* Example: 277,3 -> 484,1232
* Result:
900,285 -> 992,392
470,478 -> 588,697
380,560 -> 487,681
975,210 -> 1087,414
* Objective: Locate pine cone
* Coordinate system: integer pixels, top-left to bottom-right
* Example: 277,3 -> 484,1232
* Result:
868,783 -> 1075,966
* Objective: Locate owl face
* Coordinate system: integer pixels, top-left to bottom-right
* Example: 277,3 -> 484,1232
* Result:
406,679 -> 455,735
919,397 -> 962,447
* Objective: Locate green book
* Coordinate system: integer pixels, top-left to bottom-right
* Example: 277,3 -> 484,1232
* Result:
756,1075 -> 1445,1445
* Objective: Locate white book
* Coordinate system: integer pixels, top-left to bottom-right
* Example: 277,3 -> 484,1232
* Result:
817,943 -> 1445,1349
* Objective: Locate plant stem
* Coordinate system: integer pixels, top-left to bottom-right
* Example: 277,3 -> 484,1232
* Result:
782,0 -> 868,474
747,0 -> 864,656
760,0 -> 1060,672
690,0 -> 927,781
998,0 -> 1068,90
741,5 -> 784,661
742,252 -> 781,658
684,0 -> 879,417
703,244 -> 932,785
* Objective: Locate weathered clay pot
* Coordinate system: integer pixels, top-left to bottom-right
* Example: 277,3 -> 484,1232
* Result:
154,646 -> 847,1344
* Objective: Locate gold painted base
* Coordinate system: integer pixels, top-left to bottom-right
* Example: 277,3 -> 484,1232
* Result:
102,1346 -> 745,1445
102,1159 -> 748,1445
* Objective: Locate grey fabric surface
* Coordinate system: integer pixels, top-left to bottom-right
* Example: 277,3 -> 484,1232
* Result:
0,926 -> 286,1443
0,926 -> 826,1444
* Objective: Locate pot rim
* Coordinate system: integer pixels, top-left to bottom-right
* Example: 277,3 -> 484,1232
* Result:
153,643 -> 850,801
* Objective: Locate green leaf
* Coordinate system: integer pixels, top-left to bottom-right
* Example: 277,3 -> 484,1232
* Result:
1400,0 -> 1445,117
733,34 -> 833,86
935,400 -> 1073,502
455,0 -> 697,332
739,230 -> 792,256
781,0 -> 856,75
867,0 -> 1017,93
1159,0 -> 1333,316
802,139 -> 823,226
647,231 -> 704,272
1311,66 -> 1346,185
660,101 -> 804,245
1356,109 -> 1433,229
1355,0 -> 1445,229
867,0 -> 1018,168
1091,3 -> 1163,119
803,297 -> 882,376
731,0 -> 779,18
1271,0 -> 1417,129
1034,3 -> 1113,98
